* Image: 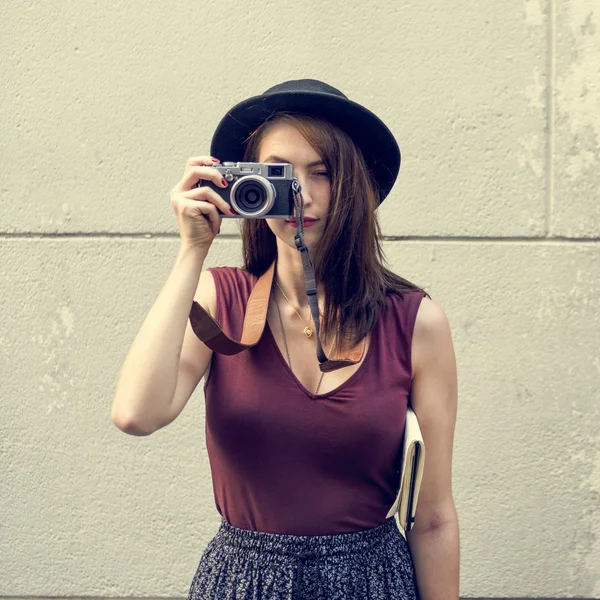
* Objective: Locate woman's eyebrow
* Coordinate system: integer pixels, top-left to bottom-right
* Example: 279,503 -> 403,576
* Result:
262,155 -> 325,168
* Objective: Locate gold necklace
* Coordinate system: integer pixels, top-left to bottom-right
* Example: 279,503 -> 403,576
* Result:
274,295 -> 337,395
275,280 -> 319,338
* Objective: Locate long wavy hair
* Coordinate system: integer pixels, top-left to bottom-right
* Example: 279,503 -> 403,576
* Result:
241,111 -> 428,349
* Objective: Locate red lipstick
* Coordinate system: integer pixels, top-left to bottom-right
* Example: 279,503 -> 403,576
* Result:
285,217 -> 318,228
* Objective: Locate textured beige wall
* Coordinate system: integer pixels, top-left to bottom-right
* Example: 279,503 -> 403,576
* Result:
1,0 -> 599,598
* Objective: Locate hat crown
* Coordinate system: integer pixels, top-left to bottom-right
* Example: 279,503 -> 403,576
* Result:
263,79 -> 348,99
210,78 -> 400,203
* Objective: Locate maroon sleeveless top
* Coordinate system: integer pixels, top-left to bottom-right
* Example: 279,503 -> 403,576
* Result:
203,266 -> 426,535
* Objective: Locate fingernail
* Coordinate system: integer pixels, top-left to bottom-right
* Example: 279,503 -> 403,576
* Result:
212,157 -> 220,163
221,178 -> 228,187
229,207 -> 236,215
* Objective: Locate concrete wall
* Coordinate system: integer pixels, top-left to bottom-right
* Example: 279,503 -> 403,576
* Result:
1,0 -> 599,597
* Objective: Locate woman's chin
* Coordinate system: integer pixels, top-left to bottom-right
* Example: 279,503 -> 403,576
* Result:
276,229 -> 321,253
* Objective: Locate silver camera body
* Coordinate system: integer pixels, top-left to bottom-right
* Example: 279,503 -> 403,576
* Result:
197,161 -> 295,218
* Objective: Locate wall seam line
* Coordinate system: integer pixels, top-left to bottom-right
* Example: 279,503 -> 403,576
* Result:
0,235 -> 599,244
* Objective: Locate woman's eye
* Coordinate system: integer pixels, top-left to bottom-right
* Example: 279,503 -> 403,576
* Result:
315,171 -> 330,178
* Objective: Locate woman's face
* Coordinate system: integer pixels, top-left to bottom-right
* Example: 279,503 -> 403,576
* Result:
257,121 -> 331,250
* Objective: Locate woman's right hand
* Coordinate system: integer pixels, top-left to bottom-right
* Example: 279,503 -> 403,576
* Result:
169,156 -> 234,253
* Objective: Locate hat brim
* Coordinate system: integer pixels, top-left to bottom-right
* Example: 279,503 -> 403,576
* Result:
210,91 -> 400,203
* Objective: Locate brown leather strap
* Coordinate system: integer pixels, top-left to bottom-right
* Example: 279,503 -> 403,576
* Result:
189,261 -> 275,355
319,337 -> 366,373
188,259 -> 366,372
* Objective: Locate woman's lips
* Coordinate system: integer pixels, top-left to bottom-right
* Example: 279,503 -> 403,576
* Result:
285,218 -> 318,228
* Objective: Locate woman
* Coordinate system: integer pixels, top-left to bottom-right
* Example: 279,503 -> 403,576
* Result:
112,79 -> 460,599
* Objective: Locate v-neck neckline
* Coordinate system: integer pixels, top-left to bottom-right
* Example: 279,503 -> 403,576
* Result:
263,320 -> 375,400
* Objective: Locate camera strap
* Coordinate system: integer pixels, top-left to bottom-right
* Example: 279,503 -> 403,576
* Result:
290,179 -> 366,372
188,179 -> 365,372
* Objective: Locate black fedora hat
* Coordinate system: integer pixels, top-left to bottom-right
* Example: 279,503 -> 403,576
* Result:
210,79 -> 401,204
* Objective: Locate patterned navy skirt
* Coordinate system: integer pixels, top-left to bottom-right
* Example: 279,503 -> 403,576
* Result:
187,517 -> 419,600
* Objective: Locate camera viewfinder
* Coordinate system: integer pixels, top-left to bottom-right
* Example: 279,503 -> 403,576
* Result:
268,165 -> 284,177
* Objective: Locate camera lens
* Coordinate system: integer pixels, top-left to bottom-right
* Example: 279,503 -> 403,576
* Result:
236,180 -> 265,210
268,166 -> 284,177
230,175 -> 276,217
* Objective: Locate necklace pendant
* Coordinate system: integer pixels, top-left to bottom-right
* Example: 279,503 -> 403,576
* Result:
303,326 -> 313,338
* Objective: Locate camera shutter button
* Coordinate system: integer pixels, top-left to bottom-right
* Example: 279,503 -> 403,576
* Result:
224,171 -> 234,182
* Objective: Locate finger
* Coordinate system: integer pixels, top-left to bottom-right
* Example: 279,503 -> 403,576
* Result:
185,155 -> 220,168
172,165 -> 228,194
181,198 -> 221,234
178,181 -> 232,216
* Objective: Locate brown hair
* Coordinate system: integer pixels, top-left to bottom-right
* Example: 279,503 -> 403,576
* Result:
241,112 -> 428,349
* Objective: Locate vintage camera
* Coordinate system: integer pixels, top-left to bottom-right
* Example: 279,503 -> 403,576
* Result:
195,162 -> 295,218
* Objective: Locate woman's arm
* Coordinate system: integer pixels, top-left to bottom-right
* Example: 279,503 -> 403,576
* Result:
406,296 -> 460,600
111,245 -> 214,435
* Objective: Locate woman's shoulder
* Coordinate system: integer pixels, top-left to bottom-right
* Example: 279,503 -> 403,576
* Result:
381,288 -> 431,339
412,294 -> 452,342
382,289 -> 452,369
384,287 -> 429,312
206,265 -> 257,306
387,289 -> 452,360
386,288 -> 449,326
207,265 -> 256,282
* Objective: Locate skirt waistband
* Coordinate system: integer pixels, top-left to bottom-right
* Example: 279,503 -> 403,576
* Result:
215,517 -> 401,560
